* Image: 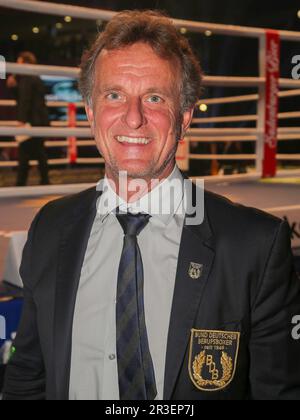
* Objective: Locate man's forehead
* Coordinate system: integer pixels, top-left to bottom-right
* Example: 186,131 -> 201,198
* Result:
97,44 -> 174,71
95,46 -> 179,87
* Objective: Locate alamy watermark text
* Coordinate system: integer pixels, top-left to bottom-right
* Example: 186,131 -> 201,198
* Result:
292,55 -> 300,80
0,315 -> 6,340
0,55 -> 6,80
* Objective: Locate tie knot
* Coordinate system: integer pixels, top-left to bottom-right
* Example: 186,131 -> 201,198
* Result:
116,212 -> 151,237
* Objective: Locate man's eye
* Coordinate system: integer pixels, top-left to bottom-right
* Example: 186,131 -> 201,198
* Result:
107,92 -> 121,100
147,95 -> 162,104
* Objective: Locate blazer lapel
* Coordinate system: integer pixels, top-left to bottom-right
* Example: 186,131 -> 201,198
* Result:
164,183 -> 215,400
53,188 -> 101,400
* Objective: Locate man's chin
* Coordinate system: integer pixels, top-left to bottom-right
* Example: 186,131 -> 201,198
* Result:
115,161 -> 155,179
121,169 -> 153,180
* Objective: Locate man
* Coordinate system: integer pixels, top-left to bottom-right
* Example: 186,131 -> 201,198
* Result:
7,52 -> 49,186
3,11 -> 300,400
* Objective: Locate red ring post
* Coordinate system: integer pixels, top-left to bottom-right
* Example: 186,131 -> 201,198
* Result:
67,103 -> 78,164
263,30 -> 280,178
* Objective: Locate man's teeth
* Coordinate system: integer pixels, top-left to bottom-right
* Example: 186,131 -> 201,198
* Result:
117,136 -> 150,145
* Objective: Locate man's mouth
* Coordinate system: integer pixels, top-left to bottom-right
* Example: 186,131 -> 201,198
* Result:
116,136 -> 151,145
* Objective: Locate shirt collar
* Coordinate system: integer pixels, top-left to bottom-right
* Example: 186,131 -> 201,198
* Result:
96,165 -> 185,226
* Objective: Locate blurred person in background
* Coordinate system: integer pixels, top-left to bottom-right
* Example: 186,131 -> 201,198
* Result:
6,52 -> 50,186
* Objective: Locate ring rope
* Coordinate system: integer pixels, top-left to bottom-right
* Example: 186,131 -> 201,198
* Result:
1,0 -> 300,42
4,62 -> 300,89
0,2 -> 299,174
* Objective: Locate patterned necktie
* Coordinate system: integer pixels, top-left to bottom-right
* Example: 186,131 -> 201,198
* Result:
116,212 -> 157,400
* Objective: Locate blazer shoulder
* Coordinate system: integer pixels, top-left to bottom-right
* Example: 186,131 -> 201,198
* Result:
36,186 -> 98,229
204,189 -> 283,238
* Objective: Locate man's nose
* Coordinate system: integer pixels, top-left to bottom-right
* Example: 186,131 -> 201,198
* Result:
123,98 -> 146,129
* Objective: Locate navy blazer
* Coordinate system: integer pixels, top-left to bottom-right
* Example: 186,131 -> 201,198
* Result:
3,180 -> 300,400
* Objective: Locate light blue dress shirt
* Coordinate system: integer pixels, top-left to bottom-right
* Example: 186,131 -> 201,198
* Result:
69,165 -> 186,400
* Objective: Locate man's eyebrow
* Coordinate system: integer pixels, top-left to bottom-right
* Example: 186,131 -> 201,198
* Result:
144,87 -> 173,97
98,85 -> 173,97
98,85 -> 124,93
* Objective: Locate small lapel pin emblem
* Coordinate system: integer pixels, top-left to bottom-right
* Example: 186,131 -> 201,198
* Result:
189,263 -> 203,280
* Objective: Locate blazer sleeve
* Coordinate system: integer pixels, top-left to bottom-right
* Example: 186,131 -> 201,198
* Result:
249,220 -> 300,400
2,210 -> 46,400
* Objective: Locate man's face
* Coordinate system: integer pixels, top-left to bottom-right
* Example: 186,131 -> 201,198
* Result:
86,42 -> 194,181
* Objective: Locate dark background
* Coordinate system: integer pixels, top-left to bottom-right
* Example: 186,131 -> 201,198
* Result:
0,0 -> 299,169
1,0 -> 299,71
0,0 -> 300,120
1,0 -> 299,121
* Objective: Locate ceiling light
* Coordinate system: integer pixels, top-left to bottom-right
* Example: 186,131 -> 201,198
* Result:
11,34 -> 19,41
32,27 -> 40,34
205,30 -> 213,37
199,104 -> 208,112
180,27 -> 187,35
56,23 -> 63,29
64,16 -> 72,23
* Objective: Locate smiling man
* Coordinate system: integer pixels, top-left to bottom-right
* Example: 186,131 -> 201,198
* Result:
81,13 -> 198,198
85,42 -> 191,203
3,11 -> 300,401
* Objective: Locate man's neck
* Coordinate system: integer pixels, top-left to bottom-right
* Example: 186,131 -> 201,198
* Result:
105,162 -> 176,203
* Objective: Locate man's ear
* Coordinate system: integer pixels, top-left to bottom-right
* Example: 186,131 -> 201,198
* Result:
85,103 -> 95,136
181,107 -> 195,139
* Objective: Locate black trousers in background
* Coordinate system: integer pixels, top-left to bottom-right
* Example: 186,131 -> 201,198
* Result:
17,138 -> 49,186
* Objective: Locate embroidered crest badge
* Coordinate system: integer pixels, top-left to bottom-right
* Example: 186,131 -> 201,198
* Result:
189,329 -> 240,392
188,263 -> 203,280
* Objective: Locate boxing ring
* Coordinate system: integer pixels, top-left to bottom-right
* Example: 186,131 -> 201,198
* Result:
0,0 -> 300,281
0,0 -> 300,174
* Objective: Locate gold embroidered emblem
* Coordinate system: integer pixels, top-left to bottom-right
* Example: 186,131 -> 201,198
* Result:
189,329 -> 240,392
188,263 -> 203,280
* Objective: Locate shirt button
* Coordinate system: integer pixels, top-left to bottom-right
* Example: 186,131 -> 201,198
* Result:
109,354 -> 116,361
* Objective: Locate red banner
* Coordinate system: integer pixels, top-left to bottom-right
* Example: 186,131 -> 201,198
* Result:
68,103 -> 78,164
263,30 -> 280,178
